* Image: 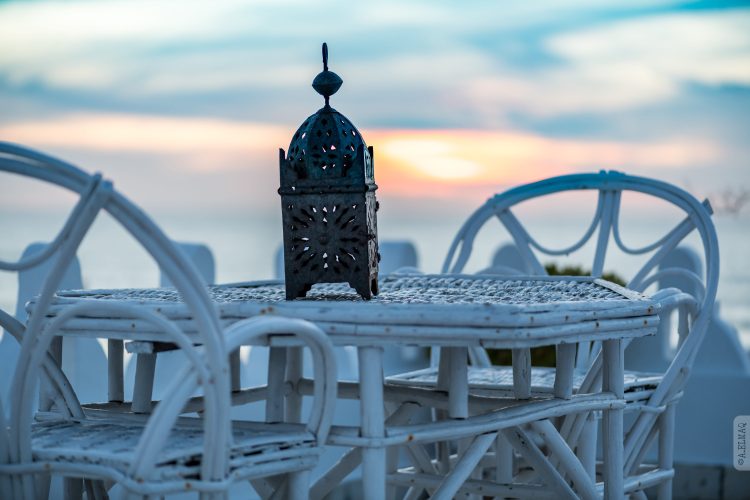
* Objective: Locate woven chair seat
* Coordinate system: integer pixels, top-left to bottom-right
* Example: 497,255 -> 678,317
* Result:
30,417 -> 318,481
387,366 -> 663,397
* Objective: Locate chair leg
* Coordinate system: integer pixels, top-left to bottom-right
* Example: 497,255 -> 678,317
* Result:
92,480 -> 109,500
63,477 -> 83,500
0,474 -> 13,499
431,432 -> 497,500
457,434 -> 484,500
287,470 -> 310,500
657,404 -> 676,500
34,473 -> 50,500
386,421 -> 400,500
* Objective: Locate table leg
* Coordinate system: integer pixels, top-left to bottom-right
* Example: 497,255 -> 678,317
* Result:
435,350 -> 451,473
107,339 -> 124,402
132,353 -> 156,413
602,339 -> 624,500
512,347 -> 531,399
266,347 -> 287,422
359,346 -> 385,500
554,343 -> 576,399
229,349 -> 241,392
447,347 -> 468,419
579,412 -> 597,481
39,337 -> 63,411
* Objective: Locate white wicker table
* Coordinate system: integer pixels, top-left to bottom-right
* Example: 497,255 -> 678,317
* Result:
34,274 -> 658,499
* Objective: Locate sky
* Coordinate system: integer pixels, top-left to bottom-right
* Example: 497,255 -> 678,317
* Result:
1,0 -> 749,216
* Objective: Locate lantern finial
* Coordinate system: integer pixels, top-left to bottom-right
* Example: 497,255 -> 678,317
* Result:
312,42 -> 343,107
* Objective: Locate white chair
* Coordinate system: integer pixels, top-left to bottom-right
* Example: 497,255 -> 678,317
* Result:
635,246 -> 750,480
388,170 -> 719,499
0,142 -> 338,499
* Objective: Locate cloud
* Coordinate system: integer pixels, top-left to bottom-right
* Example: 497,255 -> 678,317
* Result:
1,0 -> 710,115
550,10 -> 750,88
0,113 -> 287,167
465,10 -> 750,120
0,0 -> 311,93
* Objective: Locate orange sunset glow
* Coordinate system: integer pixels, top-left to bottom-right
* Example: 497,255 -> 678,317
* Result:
0,113 -> 721,206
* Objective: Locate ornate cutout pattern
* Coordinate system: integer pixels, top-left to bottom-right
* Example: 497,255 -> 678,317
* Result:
287,112 -> 363,179
284,201 -> 366,277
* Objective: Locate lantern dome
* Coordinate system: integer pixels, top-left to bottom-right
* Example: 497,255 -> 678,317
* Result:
283,43 -> 373,186
287,108 -> 366,181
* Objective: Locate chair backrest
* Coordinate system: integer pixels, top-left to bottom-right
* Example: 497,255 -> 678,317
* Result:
378,240 -> 419,274
0,142 -> 231,492
15,243 -> 83,321
16,243 -> 109,406
2,243 -> 86,415
625,245 -> 704,372
444,171 -> 719,390
160,242 -> 215,287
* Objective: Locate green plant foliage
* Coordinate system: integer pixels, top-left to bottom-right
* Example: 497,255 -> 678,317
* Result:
544,262 -> 626,286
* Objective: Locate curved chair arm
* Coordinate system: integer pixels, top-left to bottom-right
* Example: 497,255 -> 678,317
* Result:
0,173 -> 104,272
0,310 -> 83,419
0,399 -> 11,499
7,301 -> 231,489
224,316 -> 338,444
654,291 -> 699,318
635,268 -> 706,305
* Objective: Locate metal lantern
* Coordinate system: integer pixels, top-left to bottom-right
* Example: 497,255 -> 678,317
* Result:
278,43 -> 379,300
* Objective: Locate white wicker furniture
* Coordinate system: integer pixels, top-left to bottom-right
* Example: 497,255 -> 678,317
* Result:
30,275 -> 659,499
389,170 -> 719,499
0,143 -> 338,499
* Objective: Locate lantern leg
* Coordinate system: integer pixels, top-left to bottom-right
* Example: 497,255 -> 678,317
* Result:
351,277 -> 373,301
285,281 -> 312,301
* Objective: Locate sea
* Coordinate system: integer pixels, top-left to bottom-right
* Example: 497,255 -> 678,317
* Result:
1,206 -> 748,349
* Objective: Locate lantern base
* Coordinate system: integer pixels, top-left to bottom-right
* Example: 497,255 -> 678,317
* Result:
284,274 -> 378,301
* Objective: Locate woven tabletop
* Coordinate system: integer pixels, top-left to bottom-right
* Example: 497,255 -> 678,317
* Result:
39,274 -> 658,341
56,274 -> 637,306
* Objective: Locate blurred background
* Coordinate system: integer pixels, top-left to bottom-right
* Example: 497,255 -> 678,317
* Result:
1,0 -> 749,344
